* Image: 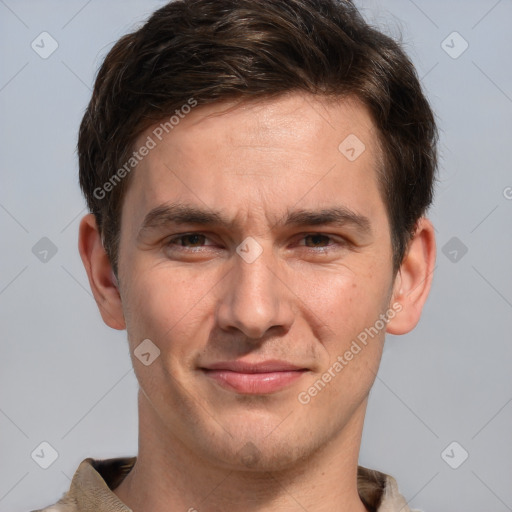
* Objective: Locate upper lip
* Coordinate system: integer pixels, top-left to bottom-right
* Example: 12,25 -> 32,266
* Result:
201,360 -> 306,373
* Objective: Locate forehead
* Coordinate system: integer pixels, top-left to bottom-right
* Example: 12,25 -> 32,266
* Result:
121,93 -> 385,235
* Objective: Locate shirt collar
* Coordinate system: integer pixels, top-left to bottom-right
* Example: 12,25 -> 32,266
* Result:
48,457 -> 411,512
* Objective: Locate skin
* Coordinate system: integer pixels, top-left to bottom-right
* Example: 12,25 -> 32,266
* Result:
79,92 -> 436,512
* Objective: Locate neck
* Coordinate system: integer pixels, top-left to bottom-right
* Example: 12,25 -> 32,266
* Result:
114,390 -> 369,512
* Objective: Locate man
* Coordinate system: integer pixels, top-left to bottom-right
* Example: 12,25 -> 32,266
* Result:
34,0 -> 437,510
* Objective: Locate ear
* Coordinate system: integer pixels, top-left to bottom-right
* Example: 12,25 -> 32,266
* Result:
386,217 -> 436,335
78,213 -> 126,330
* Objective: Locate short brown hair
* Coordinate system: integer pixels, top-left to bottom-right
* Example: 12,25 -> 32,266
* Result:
78,0 -> 438,278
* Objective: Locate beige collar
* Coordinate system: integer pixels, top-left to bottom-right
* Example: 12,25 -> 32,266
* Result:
36,457 -> 412,512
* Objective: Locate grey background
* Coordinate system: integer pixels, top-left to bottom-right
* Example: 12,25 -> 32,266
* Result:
1,1 -> 511,511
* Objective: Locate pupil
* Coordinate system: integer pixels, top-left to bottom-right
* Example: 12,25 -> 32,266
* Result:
186,234 -> 202,245
308,235 -> 326,247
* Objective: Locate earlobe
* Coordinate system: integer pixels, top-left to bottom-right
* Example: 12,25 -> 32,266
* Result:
78,213 -> 126,330
386,217 -> 436,335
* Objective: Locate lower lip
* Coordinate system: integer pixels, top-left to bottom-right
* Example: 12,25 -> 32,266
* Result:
202,370 -> 306,394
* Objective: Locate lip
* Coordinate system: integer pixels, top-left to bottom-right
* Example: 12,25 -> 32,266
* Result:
201,360 -> 308,394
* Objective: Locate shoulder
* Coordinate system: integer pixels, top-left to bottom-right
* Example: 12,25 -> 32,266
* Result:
357,465 -> 422,512
29,456 -> 136,512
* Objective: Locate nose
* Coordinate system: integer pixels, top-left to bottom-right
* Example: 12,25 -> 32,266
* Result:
215,243 -> 295,340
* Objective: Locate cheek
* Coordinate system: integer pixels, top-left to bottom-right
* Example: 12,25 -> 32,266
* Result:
123,267 -> 214,352
123,271 -> 216,404
301,263 -> 390,384
298,262 -> 387,332
300,272 -> 387,411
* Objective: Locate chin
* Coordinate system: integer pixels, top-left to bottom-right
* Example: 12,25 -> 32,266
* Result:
194,422 -> 320,473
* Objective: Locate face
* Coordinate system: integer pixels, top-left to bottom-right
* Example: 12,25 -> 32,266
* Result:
115,93 -> 398,471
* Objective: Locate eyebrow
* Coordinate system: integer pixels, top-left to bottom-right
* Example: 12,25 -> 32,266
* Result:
284,207 -> 372,235
137,202 -> 373,239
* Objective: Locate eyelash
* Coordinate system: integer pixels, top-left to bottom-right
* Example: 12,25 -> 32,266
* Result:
164,233 -> 347,252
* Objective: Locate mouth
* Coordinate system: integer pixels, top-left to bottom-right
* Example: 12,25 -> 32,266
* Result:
200,360 -> 309,394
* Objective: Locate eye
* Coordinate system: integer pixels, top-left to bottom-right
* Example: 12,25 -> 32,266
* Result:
297,233 -> 347,251
302,234 -> 333,248
166,233 -> 214,249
